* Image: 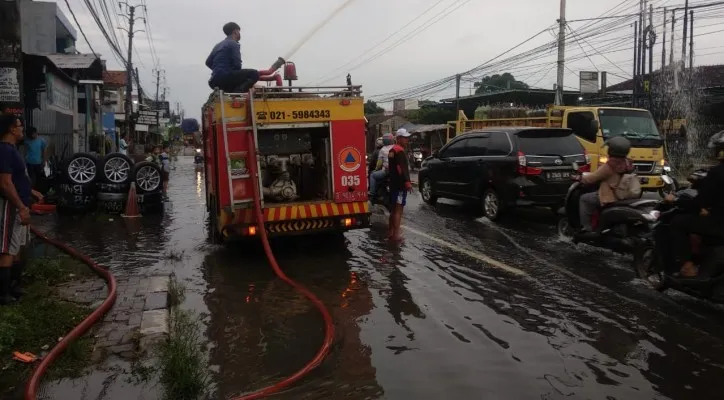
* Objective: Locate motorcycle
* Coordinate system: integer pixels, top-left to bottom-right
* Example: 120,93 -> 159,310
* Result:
634,185 -> 724,304
194,148 -> 204,169
658,160 -> 679,197
412,150 -> 423,170
557,164 -> 660,258
369,176 -> 392,212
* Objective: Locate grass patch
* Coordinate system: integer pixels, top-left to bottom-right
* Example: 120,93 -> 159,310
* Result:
167,275 -> 186,308
164,250 -> 185,262
0,255 -> 95,397
158,308 -> 208,400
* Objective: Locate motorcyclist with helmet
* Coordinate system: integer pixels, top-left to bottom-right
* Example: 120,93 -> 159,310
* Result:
368,137 -> 383,186
665,132 -> 724,278
578,136 -> 635,234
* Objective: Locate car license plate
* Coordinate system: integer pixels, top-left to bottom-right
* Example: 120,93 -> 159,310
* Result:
546,171 -> 570,181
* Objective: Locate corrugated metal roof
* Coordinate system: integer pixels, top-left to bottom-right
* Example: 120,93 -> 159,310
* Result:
46,53 -> 100,69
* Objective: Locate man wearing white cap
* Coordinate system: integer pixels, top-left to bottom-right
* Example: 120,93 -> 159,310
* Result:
387,128 -> 413,241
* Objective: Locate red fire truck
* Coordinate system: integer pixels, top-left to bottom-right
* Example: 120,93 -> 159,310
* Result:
201,63 -> 371,242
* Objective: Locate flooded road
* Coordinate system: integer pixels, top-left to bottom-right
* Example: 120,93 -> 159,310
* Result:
43,157 -> 724,399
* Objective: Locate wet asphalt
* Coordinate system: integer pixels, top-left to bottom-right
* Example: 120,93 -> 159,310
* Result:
39,157 -> 724,400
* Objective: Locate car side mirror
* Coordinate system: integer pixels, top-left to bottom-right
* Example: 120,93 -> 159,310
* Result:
572,162 -> 579,171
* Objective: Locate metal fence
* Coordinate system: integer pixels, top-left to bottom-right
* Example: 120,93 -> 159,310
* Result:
29,107 -> 75,160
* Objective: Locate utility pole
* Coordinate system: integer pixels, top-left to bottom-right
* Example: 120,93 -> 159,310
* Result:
119,2 -> 146,144
154,68 -> 163,138
633,21 -> 638,107
454,74 -> 461,116
681,0 -> 689,67
670,10 -> 676,66
554,0 -> 566,106
662,8 -> 667,69
648,3 -> 654,108
689,10 -> 694,77
641,0 -> 647,84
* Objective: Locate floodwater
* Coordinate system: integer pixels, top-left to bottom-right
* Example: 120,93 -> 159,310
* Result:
38,157 -> 724,400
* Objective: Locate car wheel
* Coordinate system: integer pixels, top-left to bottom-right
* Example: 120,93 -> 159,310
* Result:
420,178 -> 438,205
482,188 -> 503,221
64,153 -> 99,184
100,153 -> 133,184
133,162 -> 163,194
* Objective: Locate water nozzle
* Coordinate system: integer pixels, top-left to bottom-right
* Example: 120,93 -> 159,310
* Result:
271,57 -> 285,71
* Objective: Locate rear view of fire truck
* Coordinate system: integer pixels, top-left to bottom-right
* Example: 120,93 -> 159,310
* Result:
202,60 -> 371,241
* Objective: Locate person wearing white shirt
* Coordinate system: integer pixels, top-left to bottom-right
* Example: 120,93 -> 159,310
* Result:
119,133 -> 129,156
369,132 -> 395,198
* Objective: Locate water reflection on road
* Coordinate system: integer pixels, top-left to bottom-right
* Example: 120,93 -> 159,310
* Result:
41,158 -> 724,399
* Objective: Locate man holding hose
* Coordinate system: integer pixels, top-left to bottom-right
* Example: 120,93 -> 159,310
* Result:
206,22 -> 261,93
0,114 -> 43,305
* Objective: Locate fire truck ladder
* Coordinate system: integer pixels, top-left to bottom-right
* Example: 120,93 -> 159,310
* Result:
218,90 -> 263,210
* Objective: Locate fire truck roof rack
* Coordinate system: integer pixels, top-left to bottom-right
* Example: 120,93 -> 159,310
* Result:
250,85 -> 362,98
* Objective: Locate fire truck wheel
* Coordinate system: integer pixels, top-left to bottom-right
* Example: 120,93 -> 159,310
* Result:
96,182 -> 131,194
100,153 -> 133,184
63,153 -> 100,185
132,162 -> 163,194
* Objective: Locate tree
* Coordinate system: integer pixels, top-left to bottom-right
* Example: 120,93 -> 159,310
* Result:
474,73 -> 529,94
364,100 -> 384,115
406,102 -> 456,124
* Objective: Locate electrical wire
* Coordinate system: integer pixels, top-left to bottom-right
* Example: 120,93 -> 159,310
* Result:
62,0 -> 97,55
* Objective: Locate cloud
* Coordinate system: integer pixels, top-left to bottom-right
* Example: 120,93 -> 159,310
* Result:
56,0 -> 724,118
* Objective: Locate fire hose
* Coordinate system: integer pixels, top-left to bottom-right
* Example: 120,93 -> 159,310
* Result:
24,226 -> 118,400
231,135 -> 336,399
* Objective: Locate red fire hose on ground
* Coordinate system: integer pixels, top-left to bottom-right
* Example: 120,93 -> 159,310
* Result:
22,132 -> 335,399
232,134 -> 336,399
24,226 -> 118,400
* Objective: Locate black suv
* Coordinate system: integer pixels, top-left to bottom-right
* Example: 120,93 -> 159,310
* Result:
418,127 -> 588,220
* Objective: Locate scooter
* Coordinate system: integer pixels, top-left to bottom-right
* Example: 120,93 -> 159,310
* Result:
658,160 -> 679,197
557,165 -> 660,258
194,148 -> 204,170
369,176 -> 392,212
412,150 -> 423,170
635,189 -> 724,304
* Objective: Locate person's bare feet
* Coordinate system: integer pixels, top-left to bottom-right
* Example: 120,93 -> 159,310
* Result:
679,261 -> 698,277
390,235 -> 404,242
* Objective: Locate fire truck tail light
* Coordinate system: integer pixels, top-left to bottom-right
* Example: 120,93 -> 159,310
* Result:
340,99 -> 351,106
247,226 -> 257,235
342,218 -> 354,227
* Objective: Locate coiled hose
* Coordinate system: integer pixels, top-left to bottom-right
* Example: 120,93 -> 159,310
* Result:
24,226 -> 118,400
230,134 -> 336,399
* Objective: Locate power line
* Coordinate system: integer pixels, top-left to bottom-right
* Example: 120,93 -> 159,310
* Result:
63,0 -> 97,55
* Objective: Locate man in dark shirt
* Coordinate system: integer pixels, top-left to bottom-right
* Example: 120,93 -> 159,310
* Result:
0,114 -> 42,304
668,135 -> 724,277
206,22 -> 260,93
387,128 -> 413,241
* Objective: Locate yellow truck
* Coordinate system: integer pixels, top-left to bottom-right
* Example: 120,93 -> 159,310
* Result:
448,105 -> 666,191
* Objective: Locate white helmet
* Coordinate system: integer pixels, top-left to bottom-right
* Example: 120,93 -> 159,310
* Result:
375,137 -> 384,147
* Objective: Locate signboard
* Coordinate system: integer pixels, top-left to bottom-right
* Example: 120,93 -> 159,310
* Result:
46,73 -> 74,111
0,67 -> 20,102
103,112 -> 116,145
136,110 -> 158,126
579,71 -> 599,94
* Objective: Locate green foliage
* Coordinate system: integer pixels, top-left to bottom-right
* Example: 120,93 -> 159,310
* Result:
474,73 -> 530,94
364,100 -> 384,115
158,309 -> 208,400
406,103 -> 456,124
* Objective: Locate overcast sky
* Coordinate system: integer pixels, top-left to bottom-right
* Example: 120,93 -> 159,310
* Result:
56,0 -> 724,120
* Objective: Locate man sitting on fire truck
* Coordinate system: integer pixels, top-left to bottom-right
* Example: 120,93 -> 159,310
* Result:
206,22 -> 260,93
